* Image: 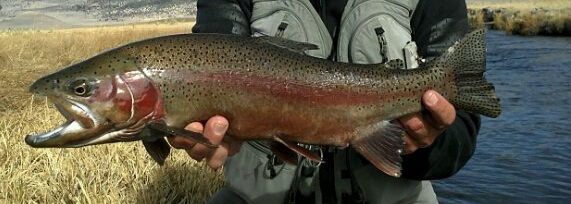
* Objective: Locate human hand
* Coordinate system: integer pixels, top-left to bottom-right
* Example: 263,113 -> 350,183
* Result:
399,90 -> 456,154
167,115 -> 242,169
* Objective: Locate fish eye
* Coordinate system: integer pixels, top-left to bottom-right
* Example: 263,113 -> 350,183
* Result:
69,79 -> 92,97
74,85 -> 87,95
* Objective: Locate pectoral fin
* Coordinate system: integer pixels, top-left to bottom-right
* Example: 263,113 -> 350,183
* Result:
148,122 -> 216,148
269,141 -> 298,164
143,138 -> 171,166
351,121 -> 405,177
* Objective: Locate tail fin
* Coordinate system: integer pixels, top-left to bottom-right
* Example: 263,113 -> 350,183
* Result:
441,29 -> 501,118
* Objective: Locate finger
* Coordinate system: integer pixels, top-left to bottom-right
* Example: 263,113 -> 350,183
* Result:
167,136 -> 197,149
187,116 -> 229,161
187,146 -> 208,161
166,122 -> 203,149
185,122 -> 204,133
403,135 -> 418,155
403,129 -> 438,154
223,136 -> 243,156
203,115 -> 229,145
422,90 -> 456,128
399,113 -> 442,148
399,113 -> 428,142
206,144 -> 230,169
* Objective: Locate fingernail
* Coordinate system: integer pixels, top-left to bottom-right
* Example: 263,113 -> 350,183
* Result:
213,122 -> 227,135
425,91 -> 438,106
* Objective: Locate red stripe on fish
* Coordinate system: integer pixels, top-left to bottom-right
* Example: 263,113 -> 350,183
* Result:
192,71 -> 414,106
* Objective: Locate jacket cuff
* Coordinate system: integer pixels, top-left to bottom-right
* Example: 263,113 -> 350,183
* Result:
401,111 -> 481,180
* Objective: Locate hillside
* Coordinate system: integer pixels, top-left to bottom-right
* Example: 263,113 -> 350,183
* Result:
0,0 -> 196,29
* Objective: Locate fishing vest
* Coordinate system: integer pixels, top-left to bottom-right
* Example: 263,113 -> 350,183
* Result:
250,0 -> 421,67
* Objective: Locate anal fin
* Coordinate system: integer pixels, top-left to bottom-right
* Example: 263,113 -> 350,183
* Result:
351,121 -> 405,177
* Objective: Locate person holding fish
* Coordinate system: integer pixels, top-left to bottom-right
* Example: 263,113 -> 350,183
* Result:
25,0 -> 498,203
168,0 -> 484,203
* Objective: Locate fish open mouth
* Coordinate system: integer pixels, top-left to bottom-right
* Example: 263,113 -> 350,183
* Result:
25,97 -> 110,148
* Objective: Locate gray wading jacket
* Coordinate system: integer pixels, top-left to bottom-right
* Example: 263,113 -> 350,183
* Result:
193,0 -> 481,203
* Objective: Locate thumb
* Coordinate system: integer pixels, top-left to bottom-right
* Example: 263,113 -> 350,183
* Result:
422,90 -> 456,128
203,115 -> 229,145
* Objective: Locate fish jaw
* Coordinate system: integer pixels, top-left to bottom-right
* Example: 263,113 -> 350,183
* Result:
26,70 -> 164,148
25,95 -> 114,147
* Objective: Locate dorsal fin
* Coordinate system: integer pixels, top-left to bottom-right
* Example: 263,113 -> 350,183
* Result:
257,36 -> 319,55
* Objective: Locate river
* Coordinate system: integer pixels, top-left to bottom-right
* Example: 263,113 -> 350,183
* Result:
433,30 -> 571,203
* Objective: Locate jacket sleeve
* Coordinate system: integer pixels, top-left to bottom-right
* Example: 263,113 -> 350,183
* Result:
191,0 -> 252,35
401,0 -> 482,180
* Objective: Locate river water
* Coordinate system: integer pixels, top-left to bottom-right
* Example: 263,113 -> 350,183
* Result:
433,30 -> 571,203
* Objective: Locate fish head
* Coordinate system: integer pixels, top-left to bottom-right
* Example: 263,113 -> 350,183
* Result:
26,50 -> 163,148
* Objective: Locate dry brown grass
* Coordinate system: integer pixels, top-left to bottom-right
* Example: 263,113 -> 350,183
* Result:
0,21 -> 224,203
493,9 -> 571,35
467,0 -> 571,36
468,9 -> 487,29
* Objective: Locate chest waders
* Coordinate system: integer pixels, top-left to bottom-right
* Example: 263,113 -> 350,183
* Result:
216,0 -> 438,203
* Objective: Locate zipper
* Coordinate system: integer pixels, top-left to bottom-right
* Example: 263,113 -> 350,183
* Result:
275,22 -> 289,38
374,26 -> 388,63
347,12 -> 397,62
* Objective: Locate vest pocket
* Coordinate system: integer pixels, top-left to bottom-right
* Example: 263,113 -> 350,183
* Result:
337,0 -> 413,65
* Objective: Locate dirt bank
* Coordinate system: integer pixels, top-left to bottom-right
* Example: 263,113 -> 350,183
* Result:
0,0 -> 196,30
469,7 -> 571,36
467,0 -> 571,36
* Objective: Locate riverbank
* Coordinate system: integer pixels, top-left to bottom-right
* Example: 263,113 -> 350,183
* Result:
467,0 -> 571,36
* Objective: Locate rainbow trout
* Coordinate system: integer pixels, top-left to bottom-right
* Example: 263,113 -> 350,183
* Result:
25,29 -> 500,177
